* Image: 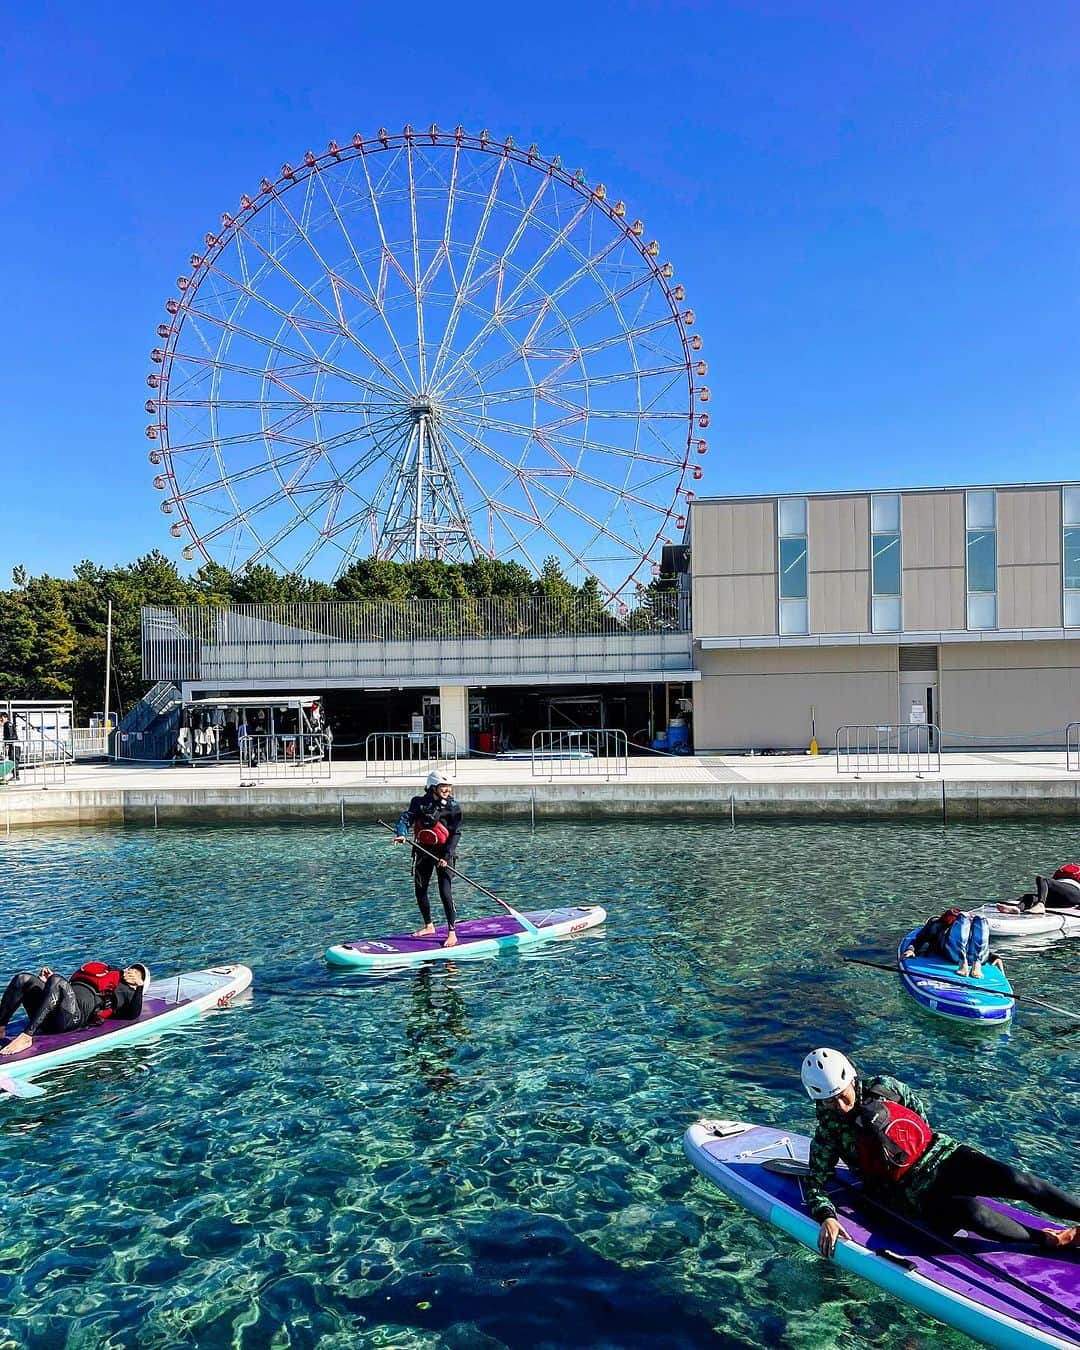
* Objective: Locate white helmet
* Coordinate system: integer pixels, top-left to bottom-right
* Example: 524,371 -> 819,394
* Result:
426,770 -> 453,788
800,1048 -> 856,1101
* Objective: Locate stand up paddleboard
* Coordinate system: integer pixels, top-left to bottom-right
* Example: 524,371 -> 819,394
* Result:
972,905 -> 1080,939
326,906 -> 606,969
0,964 -> 253,1099
684,1120 -> 1080,1350
898,929 -> 1015,1025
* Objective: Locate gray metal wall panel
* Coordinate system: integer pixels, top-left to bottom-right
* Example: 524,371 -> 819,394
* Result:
691,501 -> 777,637
809,495 -> 870,571
997,489 -> 1063,629
809,571 -> 870,633
694,646 -> 897,750
940,640 -> 1080,747
901,492 -> 965,629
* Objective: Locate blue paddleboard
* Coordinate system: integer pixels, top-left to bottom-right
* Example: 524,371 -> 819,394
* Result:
898,930 -> 1015,1025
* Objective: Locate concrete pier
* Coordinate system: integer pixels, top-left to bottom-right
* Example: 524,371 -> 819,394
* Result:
2,752 -> 1080,829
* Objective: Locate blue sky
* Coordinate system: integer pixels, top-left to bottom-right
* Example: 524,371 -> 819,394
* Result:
1,0 -> 1078,578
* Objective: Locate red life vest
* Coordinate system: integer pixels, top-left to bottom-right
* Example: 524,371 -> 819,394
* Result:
1053,864 -> 1080,883
853,1092 -> 935,1184
415,822 -> 449,848
69,962 -> 121,1018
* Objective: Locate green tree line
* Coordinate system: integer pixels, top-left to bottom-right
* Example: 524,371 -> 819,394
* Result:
0,553 -> 662,720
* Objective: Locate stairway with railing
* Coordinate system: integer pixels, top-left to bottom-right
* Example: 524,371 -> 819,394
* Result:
112,680 -> 182,761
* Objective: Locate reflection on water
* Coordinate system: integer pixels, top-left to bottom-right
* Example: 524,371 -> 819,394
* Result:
0,819 -> 1076,1348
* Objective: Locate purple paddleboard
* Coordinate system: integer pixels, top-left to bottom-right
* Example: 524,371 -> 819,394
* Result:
326,905 -> 607,969
685,1121 -> 1079,1349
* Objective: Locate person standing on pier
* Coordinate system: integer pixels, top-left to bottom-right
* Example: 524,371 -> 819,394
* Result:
393,771 -> 462,948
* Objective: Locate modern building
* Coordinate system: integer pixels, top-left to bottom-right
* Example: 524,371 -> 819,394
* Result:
689,481 -> 1080,750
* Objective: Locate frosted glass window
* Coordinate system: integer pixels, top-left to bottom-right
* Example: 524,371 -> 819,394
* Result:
778,496 -> 807,536
871,493 -> 900,533
1065,487 -> 1080,527
967,594 -> 997,629
872,595 -> 901,632
779,538 -> 808,599
779,599 -> 808,634
1066,591 -> 1080,627
1065,528 -> 1080,590
966,490 -> 996,529
872,534 -> 901,596
967,530 -> 996,593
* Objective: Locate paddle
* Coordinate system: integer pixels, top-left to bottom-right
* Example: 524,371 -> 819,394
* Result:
0,1074 -> 46,1099
841,954 -> 1080,1021
377,820 -> 542,936
760,1158 -> 1080,1326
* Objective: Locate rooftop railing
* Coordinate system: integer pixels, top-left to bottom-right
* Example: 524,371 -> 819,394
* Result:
142,592 -> 690,681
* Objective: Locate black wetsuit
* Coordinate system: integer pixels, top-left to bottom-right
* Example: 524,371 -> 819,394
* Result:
0,968 -> 145,1037
396,790 -> 463,931
1014,875 -> 1080,911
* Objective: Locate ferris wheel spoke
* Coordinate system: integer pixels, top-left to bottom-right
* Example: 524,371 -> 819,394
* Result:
435,425 -> 550,574
182,276 -> 405,403
425,154 -> 514,388
433,195 -> 591,396
308,169 -> 421,389
529,271 -> 659,351
227,217 -> 417,399
405,139 -> 429,388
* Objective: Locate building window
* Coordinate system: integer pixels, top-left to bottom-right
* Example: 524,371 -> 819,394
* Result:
871,493 -> 901,632
778,497 -> 808,634
966,489 -> 997,629
1065,486 -> 1080,627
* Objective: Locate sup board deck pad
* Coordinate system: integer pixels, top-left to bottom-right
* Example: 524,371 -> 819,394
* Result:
898,929 -> 1015,1023
0,965 -> 252,1093
685,1121 -> 1080,1349
326,905 -> 606,969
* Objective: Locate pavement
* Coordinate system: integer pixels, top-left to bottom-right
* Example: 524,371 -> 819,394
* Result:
2,749 -> 1079,830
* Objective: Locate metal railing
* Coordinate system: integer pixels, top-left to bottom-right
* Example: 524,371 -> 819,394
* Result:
239,732 -> 332,783
364,731 -> 458,780
72,728 -> 109,758
835,724 -> 941,777
142,592 -> 690,681
1068,722 -> 1080,772
530,728 -> 629,779
2,738 -> 68,786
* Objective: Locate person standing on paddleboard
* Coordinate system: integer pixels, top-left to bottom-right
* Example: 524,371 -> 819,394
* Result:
800,1048 -> 1080,1258
0,961 -> 150,1056
394,771 -> 462,949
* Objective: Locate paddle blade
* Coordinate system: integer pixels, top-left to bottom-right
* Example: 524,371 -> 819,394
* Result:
0,1075 -> 46,1099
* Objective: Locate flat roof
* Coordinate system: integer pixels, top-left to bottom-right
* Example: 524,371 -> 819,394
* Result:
189,695 -> 321,707
691,478 -> 1080,505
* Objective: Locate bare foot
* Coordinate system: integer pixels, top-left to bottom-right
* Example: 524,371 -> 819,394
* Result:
996,904 -> 1021,913
442,930 -> 458,948
0,1032 -> 33,1057
411,924 -> 436,938
1044,1226 -> 1078,1249
970,961 -> 984,979
956,963 -> 970,977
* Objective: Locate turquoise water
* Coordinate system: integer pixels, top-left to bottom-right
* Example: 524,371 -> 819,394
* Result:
0,819 -> 1077,1349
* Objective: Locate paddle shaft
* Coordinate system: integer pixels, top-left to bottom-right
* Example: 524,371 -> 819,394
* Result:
377,820 -> 541,935
842,955 -> 1080,1020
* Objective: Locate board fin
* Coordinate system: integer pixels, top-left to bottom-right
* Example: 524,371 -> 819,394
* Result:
0,1075 -> 46,1100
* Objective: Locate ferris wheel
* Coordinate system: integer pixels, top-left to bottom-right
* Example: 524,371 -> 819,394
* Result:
145,124 -> 708,597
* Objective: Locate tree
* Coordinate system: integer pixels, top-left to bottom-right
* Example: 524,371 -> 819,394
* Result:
23,577 -> 77,696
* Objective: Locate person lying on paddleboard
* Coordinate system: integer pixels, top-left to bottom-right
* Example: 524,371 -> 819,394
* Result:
394,771 -> 462,949
998,866 -> 1080,915
0,961 -> 150,1056
900,907 -> 1002,979
801,1047 -> 1080,1258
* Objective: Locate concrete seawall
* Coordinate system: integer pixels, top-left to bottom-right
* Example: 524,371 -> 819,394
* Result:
3,754 -> 1080,828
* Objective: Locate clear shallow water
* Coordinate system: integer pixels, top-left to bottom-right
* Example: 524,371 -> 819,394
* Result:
0,818 -> 1077,1349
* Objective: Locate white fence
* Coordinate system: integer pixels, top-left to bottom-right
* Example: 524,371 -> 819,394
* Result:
239,733 -> 332,784
835,724 -> 941,777
1068,722 -> 1080,772
364,732 -> 458,780
1,738 -> 68,786
530,728 -> 629,779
